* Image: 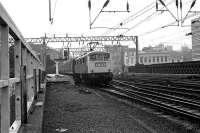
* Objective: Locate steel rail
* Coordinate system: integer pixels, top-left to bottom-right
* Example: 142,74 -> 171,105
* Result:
99,81 -> 200,120
101,87 -> 200,120
113,80 -> 200,104
116,80 -> 200,99
111,81 -> 200,110
126,78 -> 200,90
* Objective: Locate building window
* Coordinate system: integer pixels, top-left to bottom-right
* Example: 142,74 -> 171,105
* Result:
149,58 -> 151,63
144,57 -> 147,63
140,57 -> 143,63
153,57 -> 155,62
161,56 -> 163,62
157,57 -> 159,62
165,56 -> 167,62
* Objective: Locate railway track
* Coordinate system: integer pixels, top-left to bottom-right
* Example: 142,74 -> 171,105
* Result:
122,80 -> 200,101
127,77 -> 200,90
100,80 -> 200,121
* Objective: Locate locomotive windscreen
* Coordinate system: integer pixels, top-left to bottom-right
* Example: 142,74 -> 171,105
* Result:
90,53 -> 110,61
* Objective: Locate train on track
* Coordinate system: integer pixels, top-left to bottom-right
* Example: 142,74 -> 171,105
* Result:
60,51 -> 113,84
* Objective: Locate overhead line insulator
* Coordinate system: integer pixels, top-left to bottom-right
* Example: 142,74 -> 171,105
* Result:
88,0 -> 91,10
103,0 -> 110,8
126,1 -> 130,12
176,0 -> 178,8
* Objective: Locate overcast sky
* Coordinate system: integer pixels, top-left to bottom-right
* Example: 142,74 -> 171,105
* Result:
1,0 -> 200,50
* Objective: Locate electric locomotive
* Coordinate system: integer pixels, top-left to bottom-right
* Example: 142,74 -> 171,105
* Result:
73,51 -> 113,84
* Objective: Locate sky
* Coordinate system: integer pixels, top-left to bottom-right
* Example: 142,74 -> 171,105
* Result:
1,0 -> 200,50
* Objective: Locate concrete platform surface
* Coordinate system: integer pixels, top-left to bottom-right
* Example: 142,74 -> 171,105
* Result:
18,89 -> 45,133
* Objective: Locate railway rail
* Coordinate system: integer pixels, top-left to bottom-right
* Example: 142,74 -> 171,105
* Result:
122,80 -> 200,101
124,76 -> 200,90
100,80 -> 200,121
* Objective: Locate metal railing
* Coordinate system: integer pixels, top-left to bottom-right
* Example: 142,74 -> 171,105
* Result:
0,2 -> 44,133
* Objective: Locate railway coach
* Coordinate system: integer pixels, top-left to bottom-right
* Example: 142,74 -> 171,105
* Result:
73,51 -> 113,84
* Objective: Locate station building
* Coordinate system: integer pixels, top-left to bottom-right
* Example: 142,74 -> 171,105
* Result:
191,17 -> 200,61
138,51 -> 182,65
137,44 -> 183,65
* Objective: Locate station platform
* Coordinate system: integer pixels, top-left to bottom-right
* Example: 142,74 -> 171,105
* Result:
19,75 -> 197,133
18,87 -> 46,133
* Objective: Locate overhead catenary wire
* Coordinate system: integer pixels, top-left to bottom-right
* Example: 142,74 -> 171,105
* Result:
90,0 -> 110,27
137,19 -> 199,45
181,0 -> 198,24
156,33 -> 191,44
142,27 -> 195,44
103,0 -> 195,36
121,0 -> 175,35
102,1 -> 156,35
122,0 -> 199,36
146,28 -> 191,42
145,27 -> 200,46
52,0 -> 59,21
137,5 -> 200,38
158,0 -> 178,22
137,0 -> 199,38
138,21 -> 178,36
103,0 -> 174,35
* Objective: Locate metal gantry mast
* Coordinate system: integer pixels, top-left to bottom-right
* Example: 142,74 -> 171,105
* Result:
25,35 -> 136,43
24,35 -> 139,64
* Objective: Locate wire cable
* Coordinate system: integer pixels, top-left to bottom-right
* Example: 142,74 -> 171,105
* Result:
102,1 -> 156,35
135,1 -> 199,38
121,0 -> 174,35
103,0 -> 194,36
138,21 -> 178,36
52,0 -> 59,23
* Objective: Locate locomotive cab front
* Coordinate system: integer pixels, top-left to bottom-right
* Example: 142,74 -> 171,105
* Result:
87,52 -> 113,84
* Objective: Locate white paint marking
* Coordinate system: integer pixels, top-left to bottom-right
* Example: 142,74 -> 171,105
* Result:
128,114 -> 158,133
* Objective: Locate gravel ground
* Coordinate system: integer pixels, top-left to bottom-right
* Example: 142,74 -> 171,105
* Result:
43,77 -> 200,133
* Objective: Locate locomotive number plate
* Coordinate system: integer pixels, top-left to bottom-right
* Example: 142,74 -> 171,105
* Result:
95,62 -> 106,67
